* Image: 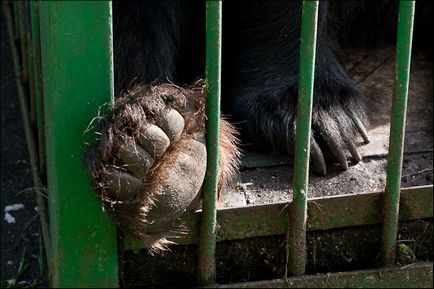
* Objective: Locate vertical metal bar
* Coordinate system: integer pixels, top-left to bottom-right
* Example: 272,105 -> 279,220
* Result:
286,0 -> 319,277
30,0 -> 46,175
197,1 -> 222,286
29,0 -> 51,272
39,2 -> 118,287
3,0 -> 52,274
24,2 -> 37,124
382,0 -> 415,266
12,1 -> 19,39
17,2 -> 29,84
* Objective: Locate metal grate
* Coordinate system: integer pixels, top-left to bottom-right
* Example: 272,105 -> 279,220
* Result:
197,0 -> 419,285
4,0 -> 432,287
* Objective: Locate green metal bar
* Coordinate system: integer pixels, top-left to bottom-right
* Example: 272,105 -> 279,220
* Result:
39,2 -> 118,287
382,0 -> 416,266
216,262 -> 433,288
122,185 -> 433,250
287,0 -> 319,277
197,1 -> 222,286
30,0 -> 46,175
29,0 -> 50,272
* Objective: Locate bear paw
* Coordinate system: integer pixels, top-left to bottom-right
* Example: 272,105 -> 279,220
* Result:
87,81 -> 239,251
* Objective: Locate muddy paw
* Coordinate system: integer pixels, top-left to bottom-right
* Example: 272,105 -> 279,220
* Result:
87,82 -> 239,251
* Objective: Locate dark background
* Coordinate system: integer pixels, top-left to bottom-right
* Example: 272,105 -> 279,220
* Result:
1,14 -> 46,287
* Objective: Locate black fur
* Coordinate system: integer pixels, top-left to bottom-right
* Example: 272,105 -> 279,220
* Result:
222,1 -> 366,156
113,1 -> 432,171
113,1 -> 205,95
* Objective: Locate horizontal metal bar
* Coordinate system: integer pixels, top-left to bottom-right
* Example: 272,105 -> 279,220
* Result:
212,262 -> 433,288
122,185 -> 433,251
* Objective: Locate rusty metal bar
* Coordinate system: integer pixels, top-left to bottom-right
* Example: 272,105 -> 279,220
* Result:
287,0 -> 319,277
215,262 -> 433,288
382,0 -> 416,266
197,1 -> 223,286
122,185 -> 433,251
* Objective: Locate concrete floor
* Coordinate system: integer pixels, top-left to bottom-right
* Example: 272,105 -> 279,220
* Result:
221,47 -> 433,208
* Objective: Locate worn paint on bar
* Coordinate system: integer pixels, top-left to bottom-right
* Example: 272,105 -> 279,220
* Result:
287,0 -> 319,277
216,262 -> 433,288
382,0 -> 416,266
198,1 -> 223,286
122,185 -> 433,251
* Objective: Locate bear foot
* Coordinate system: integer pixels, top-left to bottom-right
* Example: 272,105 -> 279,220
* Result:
87,81 -> 239,251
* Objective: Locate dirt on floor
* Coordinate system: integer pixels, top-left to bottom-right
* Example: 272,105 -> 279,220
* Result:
120,219 -> 433,288
220,47 -> 433,208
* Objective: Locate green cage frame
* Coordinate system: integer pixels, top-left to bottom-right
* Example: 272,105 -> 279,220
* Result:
3,0 -> 433,287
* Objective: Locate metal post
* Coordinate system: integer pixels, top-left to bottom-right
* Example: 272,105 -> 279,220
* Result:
38,2 -> 119,287
22,2 -> 37,124
287,0 -> 319,277
382,0 -> 416,266
29,0 -> 51,271
16,2 -> 29,84
197,1 -> 222,286
30,0 -> 46,175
